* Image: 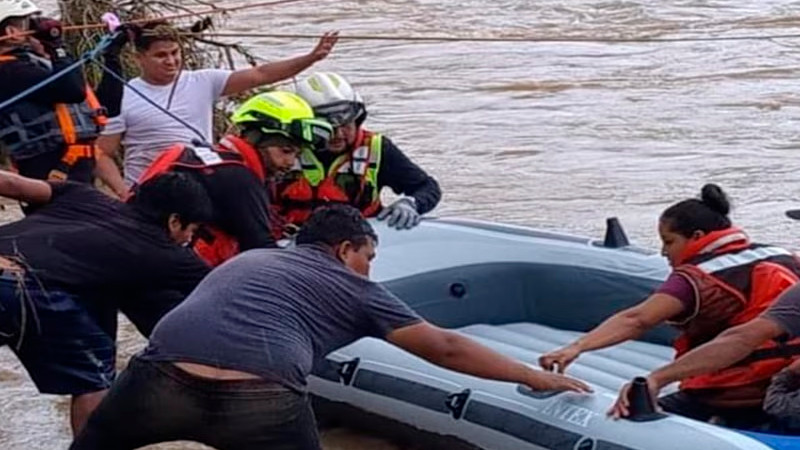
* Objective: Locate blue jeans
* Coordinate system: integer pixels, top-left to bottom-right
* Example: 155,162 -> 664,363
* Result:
71,355 -> 322,450
0,273 -> 115,395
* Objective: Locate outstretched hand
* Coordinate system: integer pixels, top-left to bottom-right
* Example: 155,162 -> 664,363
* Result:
539,343 -> 581,374
309,31 -> 340,62
608,376 -> 661,419
526,370 -> 593,394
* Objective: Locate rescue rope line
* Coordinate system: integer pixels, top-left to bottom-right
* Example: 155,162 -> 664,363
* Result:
191,30 -> 800,44
90,57 -> 209,145
0,32 -> 119,113
0,0 -> 311,43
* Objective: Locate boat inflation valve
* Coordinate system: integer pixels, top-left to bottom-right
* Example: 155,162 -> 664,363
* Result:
449,282 -> 467,299
625,377 -> 666,422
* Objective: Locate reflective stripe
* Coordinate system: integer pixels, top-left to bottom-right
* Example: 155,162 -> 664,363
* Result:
188,145 -> 223,165
698,246 -> 794,274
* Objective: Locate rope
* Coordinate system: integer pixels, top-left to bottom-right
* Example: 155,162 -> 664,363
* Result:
0,32 -> 119,112
89,57 -> 209,144
192,31 -> 800,44
0,0 -> 311,43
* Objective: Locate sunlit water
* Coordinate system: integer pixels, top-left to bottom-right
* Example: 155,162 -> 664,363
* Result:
5,0 -> 800,448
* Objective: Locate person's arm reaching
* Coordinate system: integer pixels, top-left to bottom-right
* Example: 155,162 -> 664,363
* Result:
540,293 -> 686,373
94,133 -> 128,198
388,321 -> 592,393
609,317 -> 784,418
221,32 -> 339,97
0,170 -> 52,204
377,137 -> 441,214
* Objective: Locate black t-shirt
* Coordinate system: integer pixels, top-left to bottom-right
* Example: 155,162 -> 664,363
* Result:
180,164 -> 276,250
0,182 -> 209,296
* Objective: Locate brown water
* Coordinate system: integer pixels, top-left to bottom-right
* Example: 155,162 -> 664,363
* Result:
5,0 -> 800,448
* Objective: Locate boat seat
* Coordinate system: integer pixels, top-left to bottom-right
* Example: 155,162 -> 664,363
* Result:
457,322 -> 676,394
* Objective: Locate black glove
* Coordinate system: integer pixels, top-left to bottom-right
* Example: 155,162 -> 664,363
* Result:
30,17 -> 65,54
105,24 -> 136,57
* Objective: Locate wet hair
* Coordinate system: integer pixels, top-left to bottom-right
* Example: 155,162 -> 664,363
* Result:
128,172 -> 213,229
296,204 -> 378,249
133,20 -> 180,52
660,183 -> 732,237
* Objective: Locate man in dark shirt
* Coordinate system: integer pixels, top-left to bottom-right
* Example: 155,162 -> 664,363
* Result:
0,169 -> 212,435
0,2 -> 124,183
276,72 -> 441,231
71,205 -> 590,450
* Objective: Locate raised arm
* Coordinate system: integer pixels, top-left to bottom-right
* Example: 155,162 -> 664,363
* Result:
221,32 -> 339,97
539,293 -> 685,373
388,321 -> 592,393
0,170 -> 52,204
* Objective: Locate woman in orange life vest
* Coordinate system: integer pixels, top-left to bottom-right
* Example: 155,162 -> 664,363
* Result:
539,184 -> 800,426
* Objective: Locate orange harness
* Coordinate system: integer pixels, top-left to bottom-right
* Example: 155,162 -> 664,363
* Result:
0,53 -> 106,181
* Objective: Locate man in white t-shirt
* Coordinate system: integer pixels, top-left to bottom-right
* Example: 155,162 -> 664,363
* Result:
95,21 -> 338,197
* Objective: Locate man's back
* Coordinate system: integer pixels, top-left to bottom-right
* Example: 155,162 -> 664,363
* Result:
0,182 -> 208,294
144,245 -> 420,390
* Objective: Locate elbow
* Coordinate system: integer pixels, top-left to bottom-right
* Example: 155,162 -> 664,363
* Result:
621,310 -> 658,334
425,331 -> 463,364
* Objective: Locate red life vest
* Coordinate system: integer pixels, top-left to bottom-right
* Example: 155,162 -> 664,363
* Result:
0,53 -> 106,181
133,135 -> 266,267
275,129 -> 383,226
668,228 -> 800,401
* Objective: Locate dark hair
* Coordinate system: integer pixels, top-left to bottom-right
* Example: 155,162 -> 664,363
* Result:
0,16 -> 26,37
133,20 -> 180,52
128,172 -> 213,228
660,183 -> 732,237
296,204 -> 378,248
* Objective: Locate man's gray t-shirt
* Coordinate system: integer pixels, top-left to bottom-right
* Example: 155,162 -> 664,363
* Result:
763,283 -> 800,337
143,245 -> 422,390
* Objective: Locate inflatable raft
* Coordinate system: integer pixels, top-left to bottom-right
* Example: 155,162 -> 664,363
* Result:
308,218 -> 800,450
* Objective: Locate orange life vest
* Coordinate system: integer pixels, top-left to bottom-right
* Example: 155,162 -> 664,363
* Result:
275,129 -> 383,226
0,53 -> 106,181
133,135 -> 266,267
668,228 -> 800,398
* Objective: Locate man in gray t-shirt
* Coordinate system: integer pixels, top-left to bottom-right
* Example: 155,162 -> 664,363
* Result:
608,276 -> 800,420
71,205 -> 590,450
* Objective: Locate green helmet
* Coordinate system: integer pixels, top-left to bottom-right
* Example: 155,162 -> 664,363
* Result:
230,91 -> 332,150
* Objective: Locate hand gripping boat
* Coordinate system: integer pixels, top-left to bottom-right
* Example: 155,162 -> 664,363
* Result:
308,217 -> 800,450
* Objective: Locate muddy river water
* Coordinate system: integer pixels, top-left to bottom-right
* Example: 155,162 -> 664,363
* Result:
5,0 -> 800,448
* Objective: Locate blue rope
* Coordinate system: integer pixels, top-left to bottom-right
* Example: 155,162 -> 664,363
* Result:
89,56 -> 209,145
0,32 -> 119,112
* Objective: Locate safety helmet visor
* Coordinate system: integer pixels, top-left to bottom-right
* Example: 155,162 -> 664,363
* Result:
251,116 -> 332,151
313,101 -> 364,128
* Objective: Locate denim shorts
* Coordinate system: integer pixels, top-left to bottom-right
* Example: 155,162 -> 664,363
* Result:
0,273 -> 115,395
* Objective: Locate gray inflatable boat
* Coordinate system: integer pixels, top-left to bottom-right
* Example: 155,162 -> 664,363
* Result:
308,218 -> 798,450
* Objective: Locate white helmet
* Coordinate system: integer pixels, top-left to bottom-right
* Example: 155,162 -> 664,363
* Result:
292,72 -> 367,127
0,0 -> 40,23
